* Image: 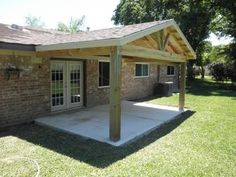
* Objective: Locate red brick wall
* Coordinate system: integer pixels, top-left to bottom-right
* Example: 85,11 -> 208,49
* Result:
121,62 -> 158,100
0,55 -> 50,127
85,60 -> 179,106
85,60 -> 110,107
159,64 -> 179,91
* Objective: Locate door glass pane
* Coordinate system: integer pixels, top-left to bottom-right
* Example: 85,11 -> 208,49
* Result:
51,63 -> 64,107
70,64 -> 81,104
142,64 -> 148,76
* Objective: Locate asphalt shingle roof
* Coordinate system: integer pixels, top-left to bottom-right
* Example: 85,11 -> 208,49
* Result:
0,20 -> 171,46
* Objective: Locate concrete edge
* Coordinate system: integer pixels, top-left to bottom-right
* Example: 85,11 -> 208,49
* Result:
35,110 -> 190,147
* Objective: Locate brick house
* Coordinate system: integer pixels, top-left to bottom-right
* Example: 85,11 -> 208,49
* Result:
0,19 -> 195,141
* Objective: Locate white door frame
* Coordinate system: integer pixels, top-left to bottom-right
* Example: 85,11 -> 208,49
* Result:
50,60 -> 83,111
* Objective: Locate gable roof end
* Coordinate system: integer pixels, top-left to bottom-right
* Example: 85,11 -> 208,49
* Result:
35,20 -> 196,59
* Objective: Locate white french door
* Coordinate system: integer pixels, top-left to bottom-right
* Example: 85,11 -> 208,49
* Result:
50,60 -> 83,111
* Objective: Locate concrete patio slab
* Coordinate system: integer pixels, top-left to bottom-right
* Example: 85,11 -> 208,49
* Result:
35,101 -> 186,146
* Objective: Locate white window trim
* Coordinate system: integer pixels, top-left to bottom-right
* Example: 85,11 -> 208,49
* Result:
134,63 -> 150,78
167,65 -> 175,76
98,60 -> 110,88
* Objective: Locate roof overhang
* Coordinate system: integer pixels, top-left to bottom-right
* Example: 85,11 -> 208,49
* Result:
36,19 -> 196,59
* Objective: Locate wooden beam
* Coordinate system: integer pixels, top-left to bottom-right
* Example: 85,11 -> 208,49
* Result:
121,45 -> 186,63
129,37 -> 154,49
36,47 -> 110,57
155,30 -> 164,50
0,49 -> 36,56
109,46 -> 122,142
53,55 -> 110,60
179,62 -> 186,110
0,49 -> 42,62
123,57 -> 173,65
163,33 -> 170,50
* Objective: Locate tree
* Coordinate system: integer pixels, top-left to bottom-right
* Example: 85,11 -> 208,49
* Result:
112,0 -> 145,25
25,15 -> 45,27
210,0 -> 236,80
112,0 -> 216,80
57,16 -> 85,33
195,41 -> 213,78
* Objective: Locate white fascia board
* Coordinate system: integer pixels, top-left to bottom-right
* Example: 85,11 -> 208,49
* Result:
36,38 -> 122,51
119,20 -> 175,45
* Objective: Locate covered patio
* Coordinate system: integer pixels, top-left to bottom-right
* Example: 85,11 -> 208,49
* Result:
36,19 -> 196,143
36,101 -> 186,146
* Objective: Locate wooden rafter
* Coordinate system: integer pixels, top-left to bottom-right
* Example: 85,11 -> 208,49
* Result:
145,35 -> 158,49
168,34 -> 184,54
163,33 -> 170,50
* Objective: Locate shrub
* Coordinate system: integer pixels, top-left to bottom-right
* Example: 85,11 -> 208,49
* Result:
209,63 -> 226,82
209,62 -> 236,83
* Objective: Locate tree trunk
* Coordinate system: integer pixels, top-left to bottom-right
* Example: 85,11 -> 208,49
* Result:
200,65 -> 205,79
187,61 -> 194,81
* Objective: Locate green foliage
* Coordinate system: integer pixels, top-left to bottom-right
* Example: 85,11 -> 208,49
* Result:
210,0 -> 236,61
112,0 -> 216,80
209,62 -> 236,82
112,0 -> 145,25
211,1 -> 236,38
210,45 -> 229,63
196,41 -> 212,66
58,16 -> 85,33
25,15 -> 45,27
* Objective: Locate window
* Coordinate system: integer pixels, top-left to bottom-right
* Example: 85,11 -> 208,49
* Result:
99,61 -> 110,87
167,66 -> 175,76
135,63 -> 149,77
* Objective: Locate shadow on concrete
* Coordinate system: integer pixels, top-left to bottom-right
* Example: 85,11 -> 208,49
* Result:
0,110 -> 194,168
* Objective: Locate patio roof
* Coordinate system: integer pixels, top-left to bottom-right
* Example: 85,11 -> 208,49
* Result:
0,19 -> 196,59
35,19 -> 196,59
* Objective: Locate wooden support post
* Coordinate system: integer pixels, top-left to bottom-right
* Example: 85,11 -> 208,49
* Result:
179,62 -> 186,110
109,46 -> 122,141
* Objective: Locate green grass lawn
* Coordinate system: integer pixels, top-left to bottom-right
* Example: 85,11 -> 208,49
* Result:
0,78 -> 236,177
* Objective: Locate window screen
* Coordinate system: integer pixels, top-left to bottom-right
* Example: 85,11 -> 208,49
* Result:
135,64 -> 149,77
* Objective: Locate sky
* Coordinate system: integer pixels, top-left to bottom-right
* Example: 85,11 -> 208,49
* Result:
0,0 -> 232,46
